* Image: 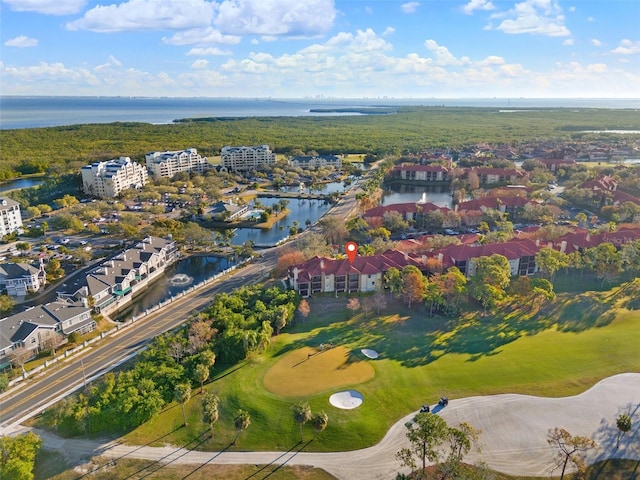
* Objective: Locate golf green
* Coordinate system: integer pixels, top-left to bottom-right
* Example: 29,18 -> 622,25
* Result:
263,345 -> 375,396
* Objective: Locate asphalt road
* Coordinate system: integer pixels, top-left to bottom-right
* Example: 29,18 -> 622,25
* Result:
0,249 -> 277,430
0,163 -> 371,431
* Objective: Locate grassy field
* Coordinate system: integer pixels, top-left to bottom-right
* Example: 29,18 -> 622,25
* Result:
121,280 -> 640,455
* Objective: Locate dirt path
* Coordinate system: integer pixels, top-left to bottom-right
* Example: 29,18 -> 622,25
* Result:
20,373 -> 640,479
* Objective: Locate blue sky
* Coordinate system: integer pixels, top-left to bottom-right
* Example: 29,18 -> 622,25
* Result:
1,0 -> 638,98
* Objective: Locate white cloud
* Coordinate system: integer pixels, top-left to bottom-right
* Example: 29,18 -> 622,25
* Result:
163,27 -> 241,46
462,0 -> 495,15
191,59 -> 210,69
424,39 -> 469,66
383,27 -> 395,36
611,39 -> 640,55
187,47 -> 232,56
108,55 -> 123,67
214,0 -> 336,36
562,38 -> 573,46
66,0 -> 215,32
591,38 -> 602,47
401,2 -> 420,13
94,55 -> 124,71
3,0 -> 86,15
489,0 -> 571,37
4,35 -> 38,47
586,63 -> 607,74
1,61 -> 98,85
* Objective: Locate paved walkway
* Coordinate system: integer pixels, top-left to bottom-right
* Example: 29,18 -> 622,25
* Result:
24,373 -> 640,479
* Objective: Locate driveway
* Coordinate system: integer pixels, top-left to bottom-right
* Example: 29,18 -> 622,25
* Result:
24,373 -> 640,479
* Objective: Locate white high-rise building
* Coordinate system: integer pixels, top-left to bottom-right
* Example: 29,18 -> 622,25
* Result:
0,197 -> 23,237
82,157 -> 148,199
221,145 -> 275,172
145,148 -> 210,178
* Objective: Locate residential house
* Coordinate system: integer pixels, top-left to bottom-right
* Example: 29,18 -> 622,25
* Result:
0,261 -> 46,297
0,299 -> 93,369
209,201 -> 250,221
64,236 -> 178,315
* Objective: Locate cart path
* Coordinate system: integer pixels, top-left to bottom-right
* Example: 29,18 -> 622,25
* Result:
19,373 -> 640,479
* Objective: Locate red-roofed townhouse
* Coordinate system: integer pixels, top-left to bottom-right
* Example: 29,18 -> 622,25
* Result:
288,251 -> 425,297
467,167 -> 519,185
537,158 -> 577,172
363,201 -> 454,227
456,196 -> 532,222
389,164 -> 451,182
432,239 -> 540,278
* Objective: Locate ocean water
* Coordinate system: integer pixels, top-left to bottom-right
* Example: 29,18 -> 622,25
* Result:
1,96 -> 639,130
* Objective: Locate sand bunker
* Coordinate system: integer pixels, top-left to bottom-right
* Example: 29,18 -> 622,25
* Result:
361,349 -> 379,359
329,390 -> 364,409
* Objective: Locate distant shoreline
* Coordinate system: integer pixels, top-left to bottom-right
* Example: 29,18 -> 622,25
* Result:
2,96 -> 639,130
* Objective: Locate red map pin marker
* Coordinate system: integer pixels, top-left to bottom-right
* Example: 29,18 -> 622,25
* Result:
345,241 -> 358,263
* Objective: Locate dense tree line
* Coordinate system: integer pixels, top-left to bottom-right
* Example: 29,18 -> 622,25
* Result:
0,432 -> 41,480
43,284 -> 297,436
3,107 -> 639,179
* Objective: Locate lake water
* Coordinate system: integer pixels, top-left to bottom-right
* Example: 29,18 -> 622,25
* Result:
0,177 -> 45,193
114,254 -> 230,320
232,196 -> 334,247
2,96 -> 639,130
381,185 -> 453,208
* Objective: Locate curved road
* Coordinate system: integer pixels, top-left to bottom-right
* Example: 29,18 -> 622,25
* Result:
23,373 -> 640,479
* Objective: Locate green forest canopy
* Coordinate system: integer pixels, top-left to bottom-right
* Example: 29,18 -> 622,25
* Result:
1,106 -> 639,180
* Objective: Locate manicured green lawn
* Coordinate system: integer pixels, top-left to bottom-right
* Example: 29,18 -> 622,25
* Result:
124,282 -> 640,454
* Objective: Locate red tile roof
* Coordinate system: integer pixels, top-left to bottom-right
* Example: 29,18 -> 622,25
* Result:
433,238 -> 540,268
289,250 -> 425,281
392,164 -> 450,172
364,201 -> 449,219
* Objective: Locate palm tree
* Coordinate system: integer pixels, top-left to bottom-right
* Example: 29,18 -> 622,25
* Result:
616,413 -> 632,449
311,411 -> 329,439
233,409 -> 251,445
194,364 -> 209,394
174,383 -> 192,427
293,402 -> 312,442
201,392 -> 219,439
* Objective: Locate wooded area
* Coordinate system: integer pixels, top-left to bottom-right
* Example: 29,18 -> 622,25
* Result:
2,107 -> 639,180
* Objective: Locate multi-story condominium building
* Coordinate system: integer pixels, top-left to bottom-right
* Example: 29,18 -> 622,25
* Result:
0,197 -> 23,237
81,157 -> 148,198
0,261 -> 46,297
145,148 -> 210,178
289,155 -> 342,169
389,164 -> 451,182
221,145 -> 275,172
